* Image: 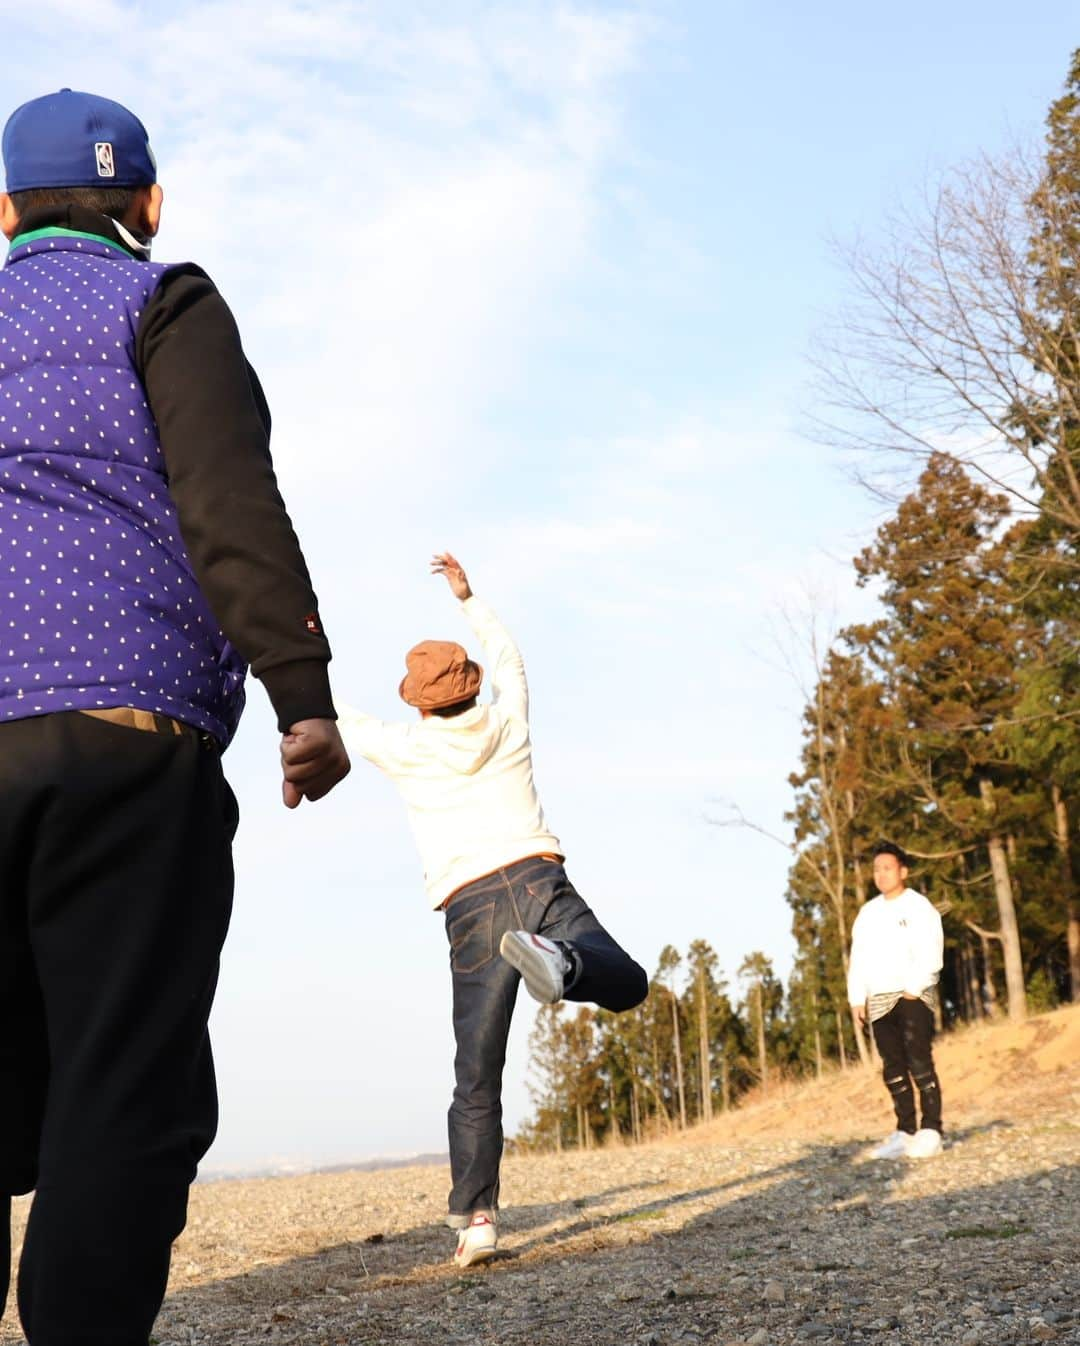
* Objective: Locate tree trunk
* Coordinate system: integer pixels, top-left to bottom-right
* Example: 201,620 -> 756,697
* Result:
980,778 -> 1027,1023
837,1008 -> 848,1069
697,966 -> 713,1123
958,943 -> 970,1021
977,928 -> 1000,1018
650,1034 -> 670,1126
964,940 -> 981,1021
755,980 -> 769,1092
670,990 -> 687,1129
720,1047 -> 730,1113
839,941 -> 871,1068
814,1022 -> 823,1080
1052,783 -> 1080,1003
845,805 -> 872,1069
631,1080 -> 641,1144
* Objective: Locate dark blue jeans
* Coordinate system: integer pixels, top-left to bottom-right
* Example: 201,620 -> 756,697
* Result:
443,855 -> 647,1219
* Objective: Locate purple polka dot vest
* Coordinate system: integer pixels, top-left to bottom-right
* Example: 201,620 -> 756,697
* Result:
0,230 -> 246,743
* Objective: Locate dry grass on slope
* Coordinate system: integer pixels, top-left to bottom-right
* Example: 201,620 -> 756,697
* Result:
680,1002 -> 1080,1148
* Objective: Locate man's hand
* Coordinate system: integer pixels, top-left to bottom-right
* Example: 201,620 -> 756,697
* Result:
431,551 -> 473,601
852,1002 -> 867,1029
280,718 -> 351,808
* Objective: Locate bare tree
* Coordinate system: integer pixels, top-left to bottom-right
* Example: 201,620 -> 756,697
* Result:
723,608 -> 877,1065
813,147 -> 1080,536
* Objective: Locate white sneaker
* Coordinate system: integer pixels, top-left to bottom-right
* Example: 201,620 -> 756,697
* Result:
870,1130 -> 912,1159
905,1128 -> 943,1159
499,930 -> 571,1003
453,1210 -> 497,1268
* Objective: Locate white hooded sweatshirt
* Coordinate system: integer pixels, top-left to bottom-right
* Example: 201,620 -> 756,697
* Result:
339,597 -> 562,907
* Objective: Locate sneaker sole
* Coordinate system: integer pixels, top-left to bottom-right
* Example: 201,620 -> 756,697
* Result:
499,931 -> 562,1003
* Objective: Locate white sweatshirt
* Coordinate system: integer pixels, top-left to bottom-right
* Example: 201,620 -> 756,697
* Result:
339,596 -> 562,907
846,888 -> 944,1009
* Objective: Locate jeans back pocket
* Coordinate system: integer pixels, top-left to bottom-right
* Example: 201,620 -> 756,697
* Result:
447,900 -> 496,974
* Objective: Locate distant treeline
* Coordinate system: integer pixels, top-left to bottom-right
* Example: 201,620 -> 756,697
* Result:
514,50 -> 1080,1153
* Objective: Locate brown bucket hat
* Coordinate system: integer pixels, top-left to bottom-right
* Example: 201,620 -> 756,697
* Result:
399,640 -> 483,710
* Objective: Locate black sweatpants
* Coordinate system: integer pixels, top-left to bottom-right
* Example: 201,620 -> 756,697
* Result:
871,997 -> 942,1134
0,711 -> 237,1345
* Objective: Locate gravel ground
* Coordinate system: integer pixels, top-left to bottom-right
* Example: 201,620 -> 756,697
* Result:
3,1015 -> 1078,1345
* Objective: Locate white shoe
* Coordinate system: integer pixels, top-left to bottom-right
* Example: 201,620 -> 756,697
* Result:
905,1128 -> 943,1158
870,1130 -> 912,1159
499,930 -> 572,1003
453,1210 -> 497,1268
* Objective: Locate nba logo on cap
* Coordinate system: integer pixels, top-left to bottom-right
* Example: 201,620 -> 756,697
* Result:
3,91 -> 157,192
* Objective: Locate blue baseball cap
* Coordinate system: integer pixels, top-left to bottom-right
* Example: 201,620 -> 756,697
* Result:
3,89 -> 157,193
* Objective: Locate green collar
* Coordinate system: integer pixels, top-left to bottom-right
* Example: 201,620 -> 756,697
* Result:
8,225 -> 132,257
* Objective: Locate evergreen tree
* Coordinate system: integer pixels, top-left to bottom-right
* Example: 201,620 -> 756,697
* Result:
655,945 -> 688,1130
685,939 -> 725,1122
849,454 -> 1038,1020
737,951 -> 782,1091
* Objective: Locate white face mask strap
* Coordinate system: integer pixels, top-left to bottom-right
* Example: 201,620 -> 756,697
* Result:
112,216 -> 152,258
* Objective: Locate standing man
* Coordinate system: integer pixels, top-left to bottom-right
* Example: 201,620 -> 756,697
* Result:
0,90 -> 349,1344
848,842 -> 944,1159
340,553 -> 648,1267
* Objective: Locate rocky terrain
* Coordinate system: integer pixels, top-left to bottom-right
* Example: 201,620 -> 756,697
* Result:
4,1006 -> 1078,1345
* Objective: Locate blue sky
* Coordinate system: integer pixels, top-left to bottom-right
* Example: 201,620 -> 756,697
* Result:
4,2 -> 1077,1172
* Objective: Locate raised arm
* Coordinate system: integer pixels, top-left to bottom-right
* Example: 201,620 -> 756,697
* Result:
431,553 -> 528,722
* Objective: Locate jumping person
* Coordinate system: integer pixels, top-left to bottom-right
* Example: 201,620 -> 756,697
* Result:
0,90 -> 350,1344
340,553 -> 648,1267
848,842 -> 944,1159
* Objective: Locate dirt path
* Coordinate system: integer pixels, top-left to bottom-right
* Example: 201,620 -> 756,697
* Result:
4,1007 -> 1078,1345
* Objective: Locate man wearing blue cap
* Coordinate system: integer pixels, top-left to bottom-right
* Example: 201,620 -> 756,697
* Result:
0,90 -> 350,1343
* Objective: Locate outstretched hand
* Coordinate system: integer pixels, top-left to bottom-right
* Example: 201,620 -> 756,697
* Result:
431,551 -> 473,601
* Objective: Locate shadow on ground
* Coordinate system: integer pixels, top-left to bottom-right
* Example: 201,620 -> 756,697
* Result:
134,1119 -> 1078,1346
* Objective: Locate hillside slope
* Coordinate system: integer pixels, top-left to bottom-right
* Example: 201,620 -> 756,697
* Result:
3,1006 -> 1078,1346
686,1001 -> 1080,1145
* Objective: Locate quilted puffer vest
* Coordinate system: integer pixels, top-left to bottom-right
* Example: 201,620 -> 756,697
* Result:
0,228 -> 246,743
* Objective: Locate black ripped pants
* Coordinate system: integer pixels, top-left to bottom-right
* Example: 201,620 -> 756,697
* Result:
0,712 -> 237,1346
871,997 -> 942,1134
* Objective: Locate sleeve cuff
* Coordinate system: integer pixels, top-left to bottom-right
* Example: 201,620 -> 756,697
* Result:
258,658 -> 336,732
